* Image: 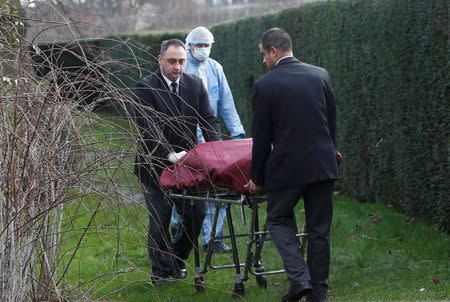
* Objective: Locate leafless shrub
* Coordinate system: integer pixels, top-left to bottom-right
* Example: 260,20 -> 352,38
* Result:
0,3 -> 147,301
1,1 -> 237,300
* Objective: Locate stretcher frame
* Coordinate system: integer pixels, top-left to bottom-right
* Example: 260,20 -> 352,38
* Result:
168,189 -> 307,298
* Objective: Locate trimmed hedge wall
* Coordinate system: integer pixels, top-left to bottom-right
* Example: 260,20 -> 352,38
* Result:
32,0 -> 449,231
97,31 -> 186,88
94,31 -> 186,114
209,0 -> 449,231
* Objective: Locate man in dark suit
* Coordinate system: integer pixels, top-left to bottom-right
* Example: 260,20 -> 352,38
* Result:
133,39 -> 220,285
245,28 -> 339,302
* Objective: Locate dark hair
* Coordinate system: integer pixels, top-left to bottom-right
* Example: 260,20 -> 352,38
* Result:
260,27 -> 292,52
160,39 -> 186,55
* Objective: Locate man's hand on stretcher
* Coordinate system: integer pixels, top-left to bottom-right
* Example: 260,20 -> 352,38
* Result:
244,179 -> 263,194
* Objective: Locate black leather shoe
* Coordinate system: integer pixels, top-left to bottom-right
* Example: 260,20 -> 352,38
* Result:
305,294 -> 328,302
172,268 -> 187,280
150,274 -> 171,286
281,281 -> 312,302
172,260 -> 187,279
306,283 -> 329,302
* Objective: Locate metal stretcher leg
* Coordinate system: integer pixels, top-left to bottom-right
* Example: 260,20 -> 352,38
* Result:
226,203 -> 245,298
202,201 -> 221,275
243,197 -> 267,288
251,202 -> 268,288
169,191 -> 306,296
300,224 -> 308,255
190,198 -> 205,292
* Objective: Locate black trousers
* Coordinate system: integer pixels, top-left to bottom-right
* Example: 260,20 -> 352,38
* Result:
142,183 -> 205,277
266,180 -> 335,294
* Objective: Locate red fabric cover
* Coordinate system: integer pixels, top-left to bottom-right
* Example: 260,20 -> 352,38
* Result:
160,138 -> 252,193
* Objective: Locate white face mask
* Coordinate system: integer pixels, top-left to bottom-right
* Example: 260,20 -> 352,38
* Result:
192,47 -> 211,62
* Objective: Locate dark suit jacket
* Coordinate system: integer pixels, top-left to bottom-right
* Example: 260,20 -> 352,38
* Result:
251,57 -> 338,192
133,68 -> 221,186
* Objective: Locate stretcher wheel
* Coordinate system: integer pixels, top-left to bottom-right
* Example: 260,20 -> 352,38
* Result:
300,235 -> 307,255
232,282 -> 245,299
194,276 -> 205,292
256,275 -> 267,288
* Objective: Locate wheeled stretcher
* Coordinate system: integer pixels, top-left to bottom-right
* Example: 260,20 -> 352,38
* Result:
160,139 -> 306,298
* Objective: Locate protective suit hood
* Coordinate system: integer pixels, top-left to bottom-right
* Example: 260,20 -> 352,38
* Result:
186,26 -> 215,45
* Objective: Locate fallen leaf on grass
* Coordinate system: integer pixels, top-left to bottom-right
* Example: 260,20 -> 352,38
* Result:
368,212 -> 383,224
346,234 -> 358,241
405,216 -> 415,223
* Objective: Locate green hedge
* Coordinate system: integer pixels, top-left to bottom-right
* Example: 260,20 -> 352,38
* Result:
96,31 -> 185,87
94,31 -> 186,114
31,0 -> 449,231
210,0 -> 449,231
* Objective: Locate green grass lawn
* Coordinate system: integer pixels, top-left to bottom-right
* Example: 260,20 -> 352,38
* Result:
60,193 -> 449,302
59,113 -> 449,301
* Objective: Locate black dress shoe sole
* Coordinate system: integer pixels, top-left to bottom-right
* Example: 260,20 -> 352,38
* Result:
281,283 -> 313,302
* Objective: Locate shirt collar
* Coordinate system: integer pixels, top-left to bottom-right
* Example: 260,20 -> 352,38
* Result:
275,55 -> 294,66
161,73 -> 180,89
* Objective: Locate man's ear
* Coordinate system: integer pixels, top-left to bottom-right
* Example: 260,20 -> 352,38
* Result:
270,46 -> 278,56
158,54 -> 162,63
